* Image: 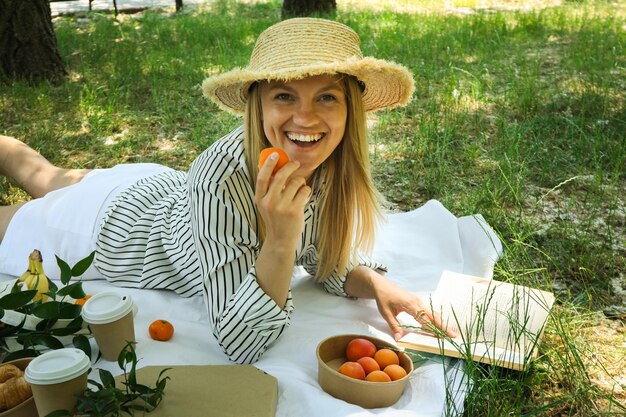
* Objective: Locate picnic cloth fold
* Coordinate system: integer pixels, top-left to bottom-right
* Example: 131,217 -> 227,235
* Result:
0,199 -> 502,416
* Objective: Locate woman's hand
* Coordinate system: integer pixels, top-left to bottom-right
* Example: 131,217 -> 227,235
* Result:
345,266 -> 456,341
255,152 -> 311,248
253,151 -> 311,308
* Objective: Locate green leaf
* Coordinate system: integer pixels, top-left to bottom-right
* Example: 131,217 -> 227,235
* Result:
27,334 -> 65,350
0,321 -> 21,337
50,317 -> 84,336
0,290 -> 38,309
48,280 -> 59,293
157,377 -> 168,391
99,369 -> 116,389
51,326 -> 83,336
117,343 -> 131,369
35,318 -> 57,332
0,329 -> 19,339
87,378 -> 104,390
157,367 -> 171,381
56,255 -> 72,285
131,383 -> 153,395
32,301 -> 61,319
70,339 -> 169,416
58,302 -> 82,319
73,334 -> 92,359
71,251 -> 95,277
18,302 -> 35,315
31,301 -> 81,320
3,349 -> 39,362
57,282 -> 86,299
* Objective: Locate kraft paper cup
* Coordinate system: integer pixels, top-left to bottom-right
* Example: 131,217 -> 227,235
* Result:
24,348 -> 90,417
81,291 -> 136,361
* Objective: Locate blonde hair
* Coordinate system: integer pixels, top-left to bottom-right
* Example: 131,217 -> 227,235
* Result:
244,76 -> 383,281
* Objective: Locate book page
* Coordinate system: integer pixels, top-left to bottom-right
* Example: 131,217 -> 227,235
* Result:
399,270 -> 554,368
433,271 -> 554,351
397,331 -> 527,370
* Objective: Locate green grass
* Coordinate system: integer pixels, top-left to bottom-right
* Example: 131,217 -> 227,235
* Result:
1,0 -> 624,415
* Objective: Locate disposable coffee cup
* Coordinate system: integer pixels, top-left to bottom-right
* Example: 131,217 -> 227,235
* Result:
24,348 -> 90,417
81,291 -> 136,361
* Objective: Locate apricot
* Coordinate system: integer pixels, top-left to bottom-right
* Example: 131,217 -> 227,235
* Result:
374,348 -> 400,369
383,364 -> 407,381
356,356 -> 380,375
346,338 -> 377,361
365,370 -> 391,382
258,147 -> 289,174
338,361 -> 366,380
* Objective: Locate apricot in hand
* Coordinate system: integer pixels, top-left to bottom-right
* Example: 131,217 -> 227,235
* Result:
258,147 -> 289,174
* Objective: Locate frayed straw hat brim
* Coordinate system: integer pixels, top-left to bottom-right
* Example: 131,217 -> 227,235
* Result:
202,57 -> 415,115
202,18 -> 415,115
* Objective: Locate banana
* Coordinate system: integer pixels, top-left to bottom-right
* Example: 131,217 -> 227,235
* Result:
17,250 -> 49,302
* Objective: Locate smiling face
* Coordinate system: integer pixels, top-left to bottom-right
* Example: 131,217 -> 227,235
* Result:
259,75 -> 348,179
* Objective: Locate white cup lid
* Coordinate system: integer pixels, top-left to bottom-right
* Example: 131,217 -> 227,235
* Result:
24,348 -> 90,385
81,291 -> 134,324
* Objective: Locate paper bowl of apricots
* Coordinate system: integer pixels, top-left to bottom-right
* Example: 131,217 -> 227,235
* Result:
316,334 -> 413,408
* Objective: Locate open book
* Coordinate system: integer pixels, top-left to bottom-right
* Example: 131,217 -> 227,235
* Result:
397,270 -> 555,371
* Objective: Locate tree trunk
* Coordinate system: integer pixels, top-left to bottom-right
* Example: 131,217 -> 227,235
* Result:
175,0 -> 183,12
281,0 -> 336,19
0,0 -> 67,84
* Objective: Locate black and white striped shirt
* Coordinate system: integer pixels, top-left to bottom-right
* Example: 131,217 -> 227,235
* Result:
95,127 -> 386,363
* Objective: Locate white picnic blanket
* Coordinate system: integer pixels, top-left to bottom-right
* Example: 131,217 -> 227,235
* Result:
0,199 -> 502,416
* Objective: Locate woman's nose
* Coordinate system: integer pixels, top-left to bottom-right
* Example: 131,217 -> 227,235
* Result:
292,102 -> 319,126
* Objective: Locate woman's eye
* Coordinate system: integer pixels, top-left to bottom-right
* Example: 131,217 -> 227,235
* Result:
275,93 -> 291,100
319,94 -> 337,102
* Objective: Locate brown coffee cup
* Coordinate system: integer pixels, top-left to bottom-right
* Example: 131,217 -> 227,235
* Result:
24,348 -> 90,417
81,291 -> 136,361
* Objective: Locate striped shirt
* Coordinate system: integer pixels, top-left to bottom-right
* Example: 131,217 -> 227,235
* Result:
95,126 -> 386,363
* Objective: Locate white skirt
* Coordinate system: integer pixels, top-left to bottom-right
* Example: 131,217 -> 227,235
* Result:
0,163 -> 173,279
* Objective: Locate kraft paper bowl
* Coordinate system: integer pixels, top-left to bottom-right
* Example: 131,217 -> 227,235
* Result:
0,358 -> 37,417
316,334 -> 413,408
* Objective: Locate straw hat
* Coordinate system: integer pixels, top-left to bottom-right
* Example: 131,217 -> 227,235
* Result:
202,17 -> 415,115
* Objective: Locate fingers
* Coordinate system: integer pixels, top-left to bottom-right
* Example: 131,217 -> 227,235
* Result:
282,176 -> 310,201
257,152 -> 298,192
412,307 -> 457,339
256,150 -> 311,211
256,152 -> 282,196
378,304 -> 404,340
380,307 -> 405,341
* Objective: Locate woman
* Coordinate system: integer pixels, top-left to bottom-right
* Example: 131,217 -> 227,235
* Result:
0,18 -> 445,363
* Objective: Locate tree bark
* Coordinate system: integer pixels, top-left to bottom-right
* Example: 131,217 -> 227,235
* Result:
281,0 -> 336,19
0,0 -> 67,84
175,0 -> 183,12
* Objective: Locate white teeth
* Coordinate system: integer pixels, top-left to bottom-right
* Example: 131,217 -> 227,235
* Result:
286,132 -> 323,142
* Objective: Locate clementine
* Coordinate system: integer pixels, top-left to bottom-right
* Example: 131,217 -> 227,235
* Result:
75,295 -> 92,306
258,147 -> 289,174
374,348 -> 400,369
365,370 -> 391,382
356,356 -> 380,375
149,319 -> 174,341
346,338 -> 377,361
337,361 -> 366,380
383,364 -> 407,381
